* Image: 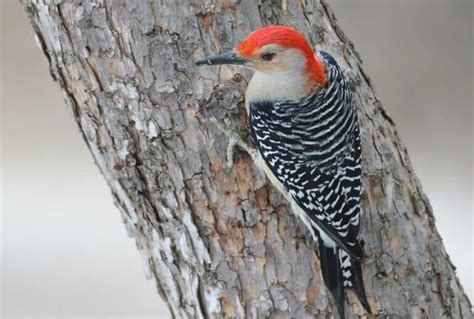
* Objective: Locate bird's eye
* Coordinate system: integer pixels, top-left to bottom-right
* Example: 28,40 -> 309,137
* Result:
261,52 -> 275,61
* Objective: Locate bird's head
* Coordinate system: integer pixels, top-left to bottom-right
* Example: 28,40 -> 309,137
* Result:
196,25 -> 327,88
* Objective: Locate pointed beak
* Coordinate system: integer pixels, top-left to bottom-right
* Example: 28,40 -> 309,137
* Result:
195,51 -> 247,66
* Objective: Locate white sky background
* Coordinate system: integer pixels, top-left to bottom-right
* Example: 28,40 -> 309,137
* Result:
1,0 -> 472,318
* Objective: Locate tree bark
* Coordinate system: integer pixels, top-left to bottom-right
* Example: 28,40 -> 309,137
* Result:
22,0 -> 472,318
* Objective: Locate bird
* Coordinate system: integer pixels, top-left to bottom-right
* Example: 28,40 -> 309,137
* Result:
196,25 -> 371,318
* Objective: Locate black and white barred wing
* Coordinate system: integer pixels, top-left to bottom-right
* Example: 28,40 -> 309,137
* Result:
250,101 -> 363,259
288,96 -> 363,259
287,133 -> 364,260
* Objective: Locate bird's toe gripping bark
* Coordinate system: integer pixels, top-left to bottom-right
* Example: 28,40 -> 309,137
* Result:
210,117 -> 258,173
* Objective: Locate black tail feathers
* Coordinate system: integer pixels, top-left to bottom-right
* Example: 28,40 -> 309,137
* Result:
350,256 -> 372,314
318,238 -> 372,319
319,240 -> 346,318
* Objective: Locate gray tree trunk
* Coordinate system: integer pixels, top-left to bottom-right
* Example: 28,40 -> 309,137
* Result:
21,0 -> 472,318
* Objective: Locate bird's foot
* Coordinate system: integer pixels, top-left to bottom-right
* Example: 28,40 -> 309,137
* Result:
210,117 -> 258,173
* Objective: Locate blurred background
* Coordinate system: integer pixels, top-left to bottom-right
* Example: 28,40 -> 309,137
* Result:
1,0 -> 472,318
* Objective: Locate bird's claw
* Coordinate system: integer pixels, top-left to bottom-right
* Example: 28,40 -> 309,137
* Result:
210,117 -> 258,173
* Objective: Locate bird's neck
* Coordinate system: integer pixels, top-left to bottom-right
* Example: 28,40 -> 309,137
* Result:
245,70 -> 314,108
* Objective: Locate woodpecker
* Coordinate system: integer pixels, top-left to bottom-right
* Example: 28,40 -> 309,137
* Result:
196,25 -> 371,318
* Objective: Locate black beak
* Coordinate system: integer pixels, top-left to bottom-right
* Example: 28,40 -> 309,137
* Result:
195,51 -> 247,66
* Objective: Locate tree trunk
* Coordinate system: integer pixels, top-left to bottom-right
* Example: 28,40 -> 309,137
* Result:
21,0 -> 472,318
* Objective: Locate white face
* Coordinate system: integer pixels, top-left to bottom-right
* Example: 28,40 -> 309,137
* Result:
242,44 -> 315,104
242,44 -> 307,75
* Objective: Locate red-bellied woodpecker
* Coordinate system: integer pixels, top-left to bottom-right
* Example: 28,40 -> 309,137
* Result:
196,25 -> 371,318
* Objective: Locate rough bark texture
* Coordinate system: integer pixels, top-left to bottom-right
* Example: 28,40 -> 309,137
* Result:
22,0 -> 472,318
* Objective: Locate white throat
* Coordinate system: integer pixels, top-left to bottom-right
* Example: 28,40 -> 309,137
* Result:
245,69 -> 311,111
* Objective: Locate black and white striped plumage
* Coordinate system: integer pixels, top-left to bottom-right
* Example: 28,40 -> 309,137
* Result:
249,51 -> 370,317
